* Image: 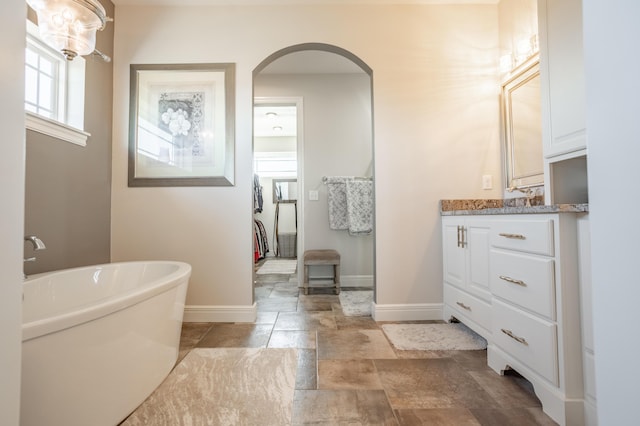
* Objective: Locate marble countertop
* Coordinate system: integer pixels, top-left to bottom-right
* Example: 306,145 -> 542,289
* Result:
440,199 -> 589,216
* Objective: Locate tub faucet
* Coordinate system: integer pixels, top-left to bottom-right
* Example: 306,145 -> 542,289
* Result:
25,235 -> 46,251
24,235 -> 46,278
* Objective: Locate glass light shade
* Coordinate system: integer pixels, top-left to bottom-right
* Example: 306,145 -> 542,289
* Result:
26,0 -> 107,60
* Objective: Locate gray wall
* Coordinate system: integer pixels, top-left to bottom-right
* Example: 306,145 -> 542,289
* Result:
255,72 -> 374,278
24,1 -> 114,274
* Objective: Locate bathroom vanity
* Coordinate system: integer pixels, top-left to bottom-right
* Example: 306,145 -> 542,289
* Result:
441,200 -> 589,426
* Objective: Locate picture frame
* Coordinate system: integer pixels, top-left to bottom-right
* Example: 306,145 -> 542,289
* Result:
128,63 -> 235,186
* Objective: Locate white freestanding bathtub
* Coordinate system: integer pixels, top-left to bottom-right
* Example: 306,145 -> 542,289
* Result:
21,261 -> 191,426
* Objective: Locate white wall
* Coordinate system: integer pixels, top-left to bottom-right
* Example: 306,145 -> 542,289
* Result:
498,0 -> 538,64
583,0 -> 640,424
255,73 -> 374,279
111,4 -> 501,317
0,1 -> 25,424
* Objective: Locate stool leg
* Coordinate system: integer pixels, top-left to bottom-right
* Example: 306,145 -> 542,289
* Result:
334,264 -> 341,295
304,265 -> 309,295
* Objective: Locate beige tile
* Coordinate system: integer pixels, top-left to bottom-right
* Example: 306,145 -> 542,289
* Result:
179,322 -> 213,348
274,311 -> 337,331
469,407 -> 558,426
123,348 -> 298,426
468,370 -> 542,408
334,314 -> 380,330
292,390 -> 397,425
295,349 -> 317,390
178,322 -> 214,363
318,359 -> 383,390
254,285 -> 273,300
375,358 -> 499,410
268,330 -> 316,349
196,323 -> 272,348
439,350 -> 491,371
254,311 -> 279,325
256,296 -> 298,312
271,283 -> 300,298
393,349 -> 451,360
298,294 -> 339,312
395,408 -> 481,426
318,329 -> 397,360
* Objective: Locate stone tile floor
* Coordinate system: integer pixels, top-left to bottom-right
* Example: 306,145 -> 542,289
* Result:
174,264 -> 558,425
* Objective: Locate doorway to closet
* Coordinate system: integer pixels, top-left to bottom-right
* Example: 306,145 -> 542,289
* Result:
253,100 -> 301,264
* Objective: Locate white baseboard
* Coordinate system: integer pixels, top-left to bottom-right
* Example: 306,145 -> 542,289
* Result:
300,274 -> 373,288
183,303 -> 257,323
372,302 -> 443,322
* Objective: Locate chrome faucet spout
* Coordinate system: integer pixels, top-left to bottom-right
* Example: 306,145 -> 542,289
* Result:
25,235 -> 46,251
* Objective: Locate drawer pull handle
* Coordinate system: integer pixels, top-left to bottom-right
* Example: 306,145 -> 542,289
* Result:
501,328 -> 528,346
456,301 -> 471,311
498,232 -> 526,240
499,275 -> 527,287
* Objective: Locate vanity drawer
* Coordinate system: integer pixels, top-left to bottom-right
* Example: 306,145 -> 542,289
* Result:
490,250 -> 556,320
490,219 -> 554,256
444,284 -> 491,332
492,299 -> 558,385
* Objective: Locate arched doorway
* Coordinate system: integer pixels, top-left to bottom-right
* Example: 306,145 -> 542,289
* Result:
252,43 -> 376,302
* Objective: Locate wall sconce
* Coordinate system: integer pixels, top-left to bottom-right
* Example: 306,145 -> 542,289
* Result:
26,0 -> 112,61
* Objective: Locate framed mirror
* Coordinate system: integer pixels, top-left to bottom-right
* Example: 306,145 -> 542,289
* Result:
502,57 -> 543,189
273,178 -> 297,203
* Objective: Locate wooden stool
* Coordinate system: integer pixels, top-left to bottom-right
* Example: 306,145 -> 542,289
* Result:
303,249 -> 341,295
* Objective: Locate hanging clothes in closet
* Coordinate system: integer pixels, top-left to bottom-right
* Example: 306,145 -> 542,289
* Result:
253,174 -> 263,213
253,219 -> 269,262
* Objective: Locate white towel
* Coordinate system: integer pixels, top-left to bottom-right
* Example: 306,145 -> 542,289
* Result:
345,180 -> 373,235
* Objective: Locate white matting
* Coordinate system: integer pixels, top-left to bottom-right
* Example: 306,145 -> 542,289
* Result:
256,259 -> 297,275
339,290 -> 373,316
381,323 -> 487,351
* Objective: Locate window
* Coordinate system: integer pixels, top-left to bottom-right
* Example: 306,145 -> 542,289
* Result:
25,20 -> 89,146
25,35 -> 63,120
254,152 -> 297,178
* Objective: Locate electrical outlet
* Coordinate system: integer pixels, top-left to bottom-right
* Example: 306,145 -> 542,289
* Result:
309,190 -> 319,201
482,175 -> 493,190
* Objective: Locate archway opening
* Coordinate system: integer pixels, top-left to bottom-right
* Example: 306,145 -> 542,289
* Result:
252,43 -> 375,307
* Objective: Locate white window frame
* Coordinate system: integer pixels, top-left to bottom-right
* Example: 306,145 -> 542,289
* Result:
25,20 -> 89,147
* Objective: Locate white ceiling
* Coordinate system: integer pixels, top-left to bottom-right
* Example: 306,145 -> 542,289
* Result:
254,105 -> 297,138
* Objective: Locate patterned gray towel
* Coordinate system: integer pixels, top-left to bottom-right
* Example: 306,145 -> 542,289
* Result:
326,177 -> 352,230
346,180 -> 373,235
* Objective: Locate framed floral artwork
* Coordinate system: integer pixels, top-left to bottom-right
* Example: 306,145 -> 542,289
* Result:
128,63 -> 235,186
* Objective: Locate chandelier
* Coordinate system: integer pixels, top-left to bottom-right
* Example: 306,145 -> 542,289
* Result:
26,0 -> 112,61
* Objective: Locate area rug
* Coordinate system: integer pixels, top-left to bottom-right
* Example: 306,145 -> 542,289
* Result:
122,348 -> 298,425
339,290 -> 373,316
381,323 -> 487,351
256,259 -> 297,275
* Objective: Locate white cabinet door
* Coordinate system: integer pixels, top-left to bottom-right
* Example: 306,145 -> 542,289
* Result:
467,219 -> 491,300
442,217 -> 466,289
539,0 -> 587,158
442,217 -> 491,302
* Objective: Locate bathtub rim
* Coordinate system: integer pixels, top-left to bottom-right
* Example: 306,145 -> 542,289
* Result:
22,260 -> 191,342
